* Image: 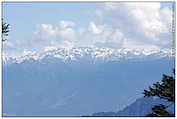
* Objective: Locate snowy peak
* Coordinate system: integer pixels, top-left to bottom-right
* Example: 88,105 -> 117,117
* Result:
3,47 -> 174,64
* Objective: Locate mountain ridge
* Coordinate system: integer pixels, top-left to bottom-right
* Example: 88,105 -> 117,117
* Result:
3,47 -> 174,64
90,97 -> 175,117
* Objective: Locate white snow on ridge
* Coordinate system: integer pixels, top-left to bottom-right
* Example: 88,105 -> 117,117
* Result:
2,47 -> 174,64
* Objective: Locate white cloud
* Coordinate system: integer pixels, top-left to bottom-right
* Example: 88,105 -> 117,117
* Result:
3,3 -> 173,57
59,20 -> 75,29
30,3 -> 174,50
87,25 -> 125,48
3,40 -> 19,57
31,20 -> 77,50
3,40 -> 14,48
34,24 -> 56,39
57,26 -> 76,41
89,22 -> 103,34
95,2 -> 173,49
33,20 -> 76,42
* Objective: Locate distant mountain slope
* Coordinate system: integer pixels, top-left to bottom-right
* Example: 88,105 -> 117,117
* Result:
3,47 -> 174,116
91,97 -> 175,117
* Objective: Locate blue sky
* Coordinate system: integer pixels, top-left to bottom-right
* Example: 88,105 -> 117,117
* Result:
2,2 -> 174,57
3,3 -> 101,40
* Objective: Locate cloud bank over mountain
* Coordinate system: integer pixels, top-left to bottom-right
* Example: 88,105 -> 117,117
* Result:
3,2 -> 174,57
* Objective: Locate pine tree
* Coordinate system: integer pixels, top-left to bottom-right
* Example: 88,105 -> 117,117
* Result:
2,19 -> 10,41
143,69 -> 175,117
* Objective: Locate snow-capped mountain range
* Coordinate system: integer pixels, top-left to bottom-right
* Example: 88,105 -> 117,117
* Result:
3,47 -> 174,64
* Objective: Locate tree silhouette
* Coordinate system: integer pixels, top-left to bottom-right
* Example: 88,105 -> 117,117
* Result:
143,69 -> 175,117
2,19 -> 10,41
